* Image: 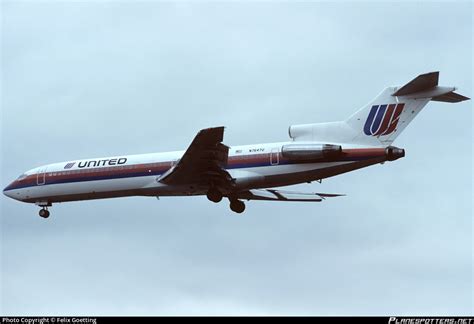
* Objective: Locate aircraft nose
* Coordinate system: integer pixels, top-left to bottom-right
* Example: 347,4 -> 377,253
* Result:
3,183 -> 15,198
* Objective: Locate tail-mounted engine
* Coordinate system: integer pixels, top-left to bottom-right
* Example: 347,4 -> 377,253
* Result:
281,144 -> 342,161
385,146 -> 405,161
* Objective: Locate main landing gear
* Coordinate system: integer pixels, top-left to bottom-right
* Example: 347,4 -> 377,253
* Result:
206,189 -> 246,213
206,188 -> 223,203
229,199 -> 245,214
39,208 -> 50,218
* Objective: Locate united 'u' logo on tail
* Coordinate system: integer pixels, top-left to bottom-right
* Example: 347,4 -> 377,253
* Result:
363,103 -> 405,136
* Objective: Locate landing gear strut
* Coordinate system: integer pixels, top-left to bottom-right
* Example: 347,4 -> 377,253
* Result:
39,208 -> 50,218
207,188 -> 223,203
36,201 -> 52,219
229,199 -> 245,214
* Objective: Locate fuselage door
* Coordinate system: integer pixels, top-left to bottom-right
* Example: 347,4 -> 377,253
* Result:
37,168 -> 47,186
270,148 -> 280,165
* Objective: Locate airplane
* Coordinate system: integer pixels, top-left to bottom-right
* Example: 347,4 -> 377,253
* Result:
2,72 -> 470,218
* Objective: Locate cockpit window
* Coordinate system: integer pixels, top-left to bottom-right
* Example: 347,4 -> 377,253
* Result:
17,173 -> 28,181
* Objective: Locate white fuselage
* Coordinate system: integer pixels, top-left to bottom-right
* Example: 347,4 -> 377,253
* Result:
3,141 -> 391,205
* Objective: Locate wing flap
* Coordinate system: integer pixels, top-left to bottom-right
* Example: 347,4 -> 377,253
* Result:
237,189 -> 345,202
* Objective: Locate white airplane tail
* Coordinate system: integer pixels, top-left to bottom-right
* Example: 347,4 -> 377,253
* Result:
289,72 -> 469,147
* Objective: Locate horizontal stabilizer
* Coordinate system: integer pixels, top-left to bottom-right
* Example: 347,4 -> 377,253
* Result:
236,189 -> 345,202
431,91 -> 470,103
392,71 -> 439,96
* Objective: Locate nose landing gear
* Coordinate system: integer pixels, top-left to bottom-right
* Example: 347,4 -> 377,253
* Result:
39,208 -> 50,218
35,201 -> 52,219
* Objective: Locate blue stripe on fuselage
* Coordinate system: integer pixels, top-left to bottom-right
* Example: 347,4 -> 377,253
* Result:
4,156 -> 381,191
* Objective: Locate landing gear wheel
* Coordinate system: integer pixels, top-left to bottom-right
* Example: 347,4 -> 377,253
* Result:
207,188 -> 223,203
229,200 -> 245,214
39,208 -> 50,218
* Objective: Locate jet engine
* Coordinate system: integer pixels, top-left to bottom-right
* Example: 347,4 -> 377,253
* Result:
385,146 -> 405,161
281,144 -> 342,161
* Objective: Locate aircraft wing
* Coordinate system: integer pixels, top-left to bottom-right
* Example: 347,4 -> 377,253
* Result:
235,189 -> 345,202
158,126 -> 232,186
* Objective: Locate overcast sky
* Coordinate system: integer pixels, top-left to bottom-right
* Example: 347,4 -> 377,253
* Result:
1,1 -> 472,316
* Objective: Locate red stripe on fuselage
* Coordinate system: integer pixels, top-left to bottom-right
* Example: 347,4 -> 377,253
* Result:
6,148 -> 387,190
341,148 -> 386,158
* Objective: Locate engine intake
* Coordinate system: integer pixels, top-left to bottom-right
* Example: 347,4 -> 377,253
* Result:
281,144 -> 342,161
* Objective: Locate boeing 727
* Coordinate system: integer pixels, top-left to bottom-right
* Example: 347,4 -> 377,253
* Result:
3,72 -> 470,218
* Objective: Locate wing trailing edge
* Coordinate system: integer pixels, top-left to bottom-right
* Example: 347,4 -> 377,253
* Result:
236,189 -> 345,202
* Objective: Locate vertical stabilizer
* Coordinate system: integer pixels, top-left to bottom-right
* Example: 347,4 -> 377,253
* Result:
289,72 -> 469,146
344,72 -> 469,146
345,87 -> 431,146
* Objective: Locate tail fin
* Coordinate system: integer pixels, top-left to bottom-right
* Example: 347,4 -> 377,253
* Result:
289,72 -> 470,147
345,71 -> 469,146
